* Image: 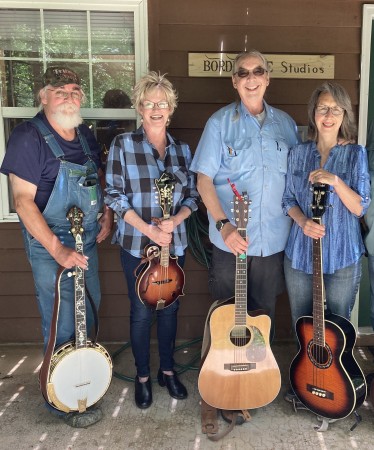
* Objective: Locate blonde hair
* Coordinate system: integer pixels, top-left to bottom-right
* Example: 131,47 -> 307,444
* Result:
131,71 -> 178,115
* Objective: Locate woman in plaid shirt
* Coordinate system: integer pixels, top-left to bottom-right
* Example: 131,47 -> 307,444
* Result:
105,72 -> 199,409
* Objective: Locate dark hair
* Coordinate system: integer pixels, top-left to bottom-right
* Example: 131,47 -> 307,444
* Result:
103,89 -> 131,109
307,82 -> 357,141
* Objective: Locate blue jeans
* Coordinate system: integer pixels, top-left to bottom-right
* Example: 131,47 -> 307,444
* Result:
21,223 -> 101,350
120,248 -> 185,378
284,256 -> 362,330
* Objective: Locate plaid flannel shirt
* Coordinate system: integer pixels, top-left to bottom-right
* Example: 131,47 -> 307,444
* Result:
105,127 -> 199,257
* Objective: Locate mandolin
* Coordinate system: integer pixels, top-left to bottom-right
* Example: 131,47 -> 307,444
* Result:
198,191 -> 281,410
289,183 -> 367,420
39,206 -> 112,413
136,171 -> 185,310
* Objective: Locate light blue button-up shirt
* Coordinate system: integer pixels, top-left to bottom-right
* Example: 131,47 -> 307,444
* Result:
190,101 -> 300,256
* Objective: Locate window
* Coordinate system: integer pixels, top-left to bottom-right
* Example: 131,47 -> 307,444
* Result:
0,0 -> 148,220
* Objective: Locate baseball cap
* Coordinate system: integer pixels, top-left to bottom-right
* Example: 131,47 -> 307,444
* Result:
42,66 -> 81,87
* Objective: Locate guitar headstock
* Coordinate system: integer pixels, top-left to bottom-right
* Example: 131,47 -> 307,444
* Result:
233,191 -> 251,230
155,172 -> 176,219
67,206 -> 84,240
311,183 -> 329,219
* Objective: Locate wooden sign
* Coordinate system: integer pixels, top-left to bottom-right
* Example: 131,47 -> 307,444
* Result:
188,53 -> 334,79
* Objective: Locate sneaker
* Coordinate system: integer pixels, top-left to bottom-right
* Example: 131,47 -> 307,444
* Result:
62,406 -> 103,428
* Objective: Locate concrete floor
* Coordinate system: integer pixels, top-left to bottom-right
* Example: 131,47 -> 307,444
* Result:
1,340 -> 374,450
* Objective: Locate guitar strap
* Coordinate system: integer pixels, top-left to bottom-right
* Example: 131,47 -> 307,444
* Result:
200,296 -> 251,441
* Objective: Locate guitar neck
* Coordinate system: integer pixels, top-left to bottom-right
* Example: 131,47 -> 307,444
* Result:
312,217 -> 325,346
74,234 -> 87,349
235,228 -> 247,326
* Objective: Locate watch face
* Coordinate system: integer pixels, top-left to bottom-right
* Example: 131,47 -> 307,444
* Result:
216,220 -> 223,231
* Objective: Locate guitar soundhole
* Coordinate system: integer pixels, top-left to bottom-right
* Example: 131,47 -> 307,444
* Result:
230,326 -> 251,347
307,342 -> 333,369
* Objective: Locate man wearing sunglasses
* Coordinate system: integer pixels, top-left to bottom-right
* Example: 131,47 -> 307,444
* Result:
0,66 -> 113,428
191,50 -> 300,342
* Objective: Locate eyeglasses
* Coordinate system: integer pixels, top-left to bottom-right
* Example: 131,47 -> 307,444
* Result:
48,89 -> 82,101
142,100 -> 169,110
315,105 -> 344,116
234,67 -> 268,78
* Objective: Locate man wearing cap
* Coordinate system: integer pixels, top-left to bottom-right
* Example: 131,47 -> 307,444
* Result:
0,66 -> 113,427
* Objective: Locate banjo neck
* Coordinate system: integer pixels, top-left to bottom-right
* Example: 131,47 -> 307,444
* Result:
74,233 -> 88,349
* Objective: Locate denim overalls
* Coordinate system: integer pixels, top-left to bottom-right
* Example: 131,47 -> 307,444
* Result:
20,118 -> 103,349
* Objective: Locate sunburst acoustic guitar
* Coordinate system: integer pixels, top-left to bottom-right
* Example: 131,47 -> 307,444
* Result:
289,183 -> 367,421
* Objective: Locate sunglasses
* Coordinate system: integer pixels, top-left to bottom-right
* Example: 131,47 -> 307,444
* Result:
234,67 -> 268,78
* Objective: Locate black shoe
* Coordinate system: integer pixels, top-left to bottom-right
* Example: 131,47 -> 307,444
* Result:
135,376 -> 153,409
157,369 -> 188,400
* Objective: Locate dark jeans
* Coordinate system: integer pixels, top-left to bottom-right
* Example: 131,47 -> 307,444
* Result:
120,247 -> 185,378
208,245 -> 285,340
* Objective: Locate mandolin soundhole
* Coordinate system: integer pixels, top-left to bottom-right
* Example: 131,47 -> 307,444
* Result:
230,326 -> 251,346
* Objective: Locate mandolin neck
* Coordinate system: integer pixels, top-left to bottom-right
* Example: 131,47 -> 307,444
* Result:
160,212 -> 170,267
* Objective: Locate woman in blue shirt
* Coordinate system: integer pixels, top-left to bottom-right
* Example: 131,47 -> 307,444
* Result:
282,82 -> 370,330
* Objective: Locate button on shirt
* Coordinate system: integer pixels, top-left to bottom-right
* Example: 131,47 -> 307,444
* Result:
105,127 -> 199,258
282,142 -> 371,274
190,101 -> 300,256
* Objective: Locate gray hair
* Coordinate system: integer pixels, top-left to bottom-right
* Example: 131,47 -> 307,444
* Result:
307,82 -> 357,141
131,71 -> 178,114
232,50 -> 270,76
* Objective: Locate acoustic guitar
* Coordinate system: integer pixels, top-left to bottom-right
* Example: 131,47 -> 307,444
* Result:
289,183 -> 367,420
136,171 -> 185,310
198,191 -> 281,410
39,206 -> 113,413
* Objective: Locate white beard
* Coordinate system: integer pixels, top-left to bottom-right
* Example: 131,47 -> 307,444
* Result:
52,103 -> 83,129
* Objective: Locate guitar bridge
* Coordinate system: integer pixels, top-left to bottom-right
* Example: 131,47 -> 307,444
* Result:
307,383 -> 334,400
224,363 -> 256,371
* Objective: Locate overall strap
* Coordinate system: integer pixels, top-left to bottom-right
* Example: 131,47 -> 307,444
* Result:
76,126 -> 93,158
29,117 -> 65,159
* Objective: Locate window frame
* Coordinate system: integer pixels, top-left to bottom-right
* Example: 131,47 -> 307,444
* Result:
0,0 -> 148,221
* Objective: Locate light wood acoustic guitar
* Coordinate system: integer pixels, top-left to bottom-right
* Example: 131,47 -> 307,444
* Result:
289,183 -> 367,420
198,191 -> 281,410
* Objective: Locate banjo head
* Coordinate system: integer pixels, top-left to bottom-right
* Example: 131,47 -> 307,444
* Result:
48,343 -> 112,412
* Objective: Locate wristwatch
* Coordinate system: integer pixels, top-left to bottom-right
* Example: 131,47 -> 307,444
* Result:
216,218 -> 230,231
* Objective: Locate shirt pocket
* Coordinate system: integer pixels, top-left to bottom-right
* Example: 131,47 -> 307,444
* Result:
223,138 -> 254,169
274,139 -> 289,174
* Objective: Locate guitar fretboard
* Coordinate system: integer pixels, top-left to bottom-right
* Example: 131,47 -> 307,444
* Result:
235,228 -> 248,326
312,217 -> 325,347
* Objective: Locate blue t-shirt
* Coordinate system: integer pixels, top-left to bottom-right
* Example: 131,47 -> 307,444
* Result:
0,112 -> 101,211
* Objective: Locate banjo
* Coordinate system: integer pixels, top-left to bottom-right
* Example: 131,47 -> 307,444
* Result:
39,206 -> 112,413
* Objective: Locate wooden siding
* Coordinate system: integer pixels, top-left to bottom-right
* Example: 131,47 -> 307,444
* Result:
1,0 -> 373,343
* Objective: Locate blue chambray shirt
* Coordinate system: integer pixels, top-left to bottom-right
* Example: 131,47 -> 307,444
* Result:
190,101 -> 300,256
105,127 -> 199,257
282,142 -> 371,274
